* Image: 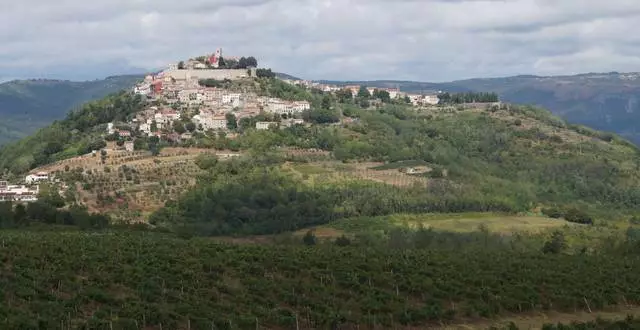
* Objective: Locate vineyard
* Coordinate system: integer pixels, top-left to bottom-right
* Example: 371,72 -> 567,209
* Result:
2,230 -> 640,329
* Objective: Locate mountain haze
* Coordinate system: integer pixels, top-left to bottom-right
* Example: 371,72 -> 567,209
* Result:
0,75 -> 141,144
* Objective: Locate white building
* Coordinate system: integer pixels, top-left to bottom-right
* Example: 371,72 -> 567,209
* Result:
222,93 -> 242,107
139,123 -> 151,135
193,114 -> 227,131
155,110 -> 181,125
423,95 -> 440,105
292,101 -> 311,112
256,122 -> 277,130
134,83 -> 151,96
281,118 -> 305,128
25,172 -> 49,184
0,182 -> 38,202
268,100 -> 288,114
107,123 -> 115,135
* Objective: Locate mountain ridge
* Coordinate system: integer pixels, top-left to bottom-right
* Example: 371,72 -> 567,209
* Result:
0,74 -> 142,144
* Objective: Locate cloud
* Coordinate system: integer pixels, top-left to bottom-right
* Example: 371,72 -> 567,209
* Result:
1,0 -> 640,82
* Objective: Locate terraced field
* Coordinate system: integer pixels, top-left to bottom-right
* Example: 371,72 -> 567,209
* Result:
36,148 -> 241,223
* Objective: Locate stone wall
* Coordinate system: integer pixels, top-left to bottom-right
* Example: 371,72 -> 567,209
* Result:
165,68 -> 256,81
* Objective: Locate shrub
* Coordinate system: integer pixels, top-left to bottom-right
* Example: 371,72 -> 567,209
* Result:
542,207 -> 564,219
335,235 -> 351,247
302,230 -> 317,246
564,208 -> 593,225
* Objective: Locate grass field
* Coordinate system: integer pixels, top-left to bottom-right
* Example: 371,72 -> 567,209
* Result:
442,306 -> 640,329
323,212 -> 573,236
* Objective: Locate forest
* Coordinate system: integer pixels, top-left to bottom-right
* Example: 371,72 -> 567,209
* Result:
150,156 -> 517,236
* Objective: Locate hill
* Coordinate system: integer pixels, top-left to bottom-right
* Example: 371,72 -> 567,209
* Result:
320,72 -> 640,144
149,102 -> 640,236
4,76 -> 640,226
4,74 -> 640,329
0,75 -> 142,144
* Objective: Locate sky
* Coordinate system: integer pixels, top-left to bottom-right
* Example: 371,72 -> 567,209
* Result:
1,0 -> 640,82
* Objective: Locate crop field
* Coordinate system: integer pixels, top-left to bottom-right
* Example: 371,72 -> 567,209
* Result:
298,212 -> 572,239
3,230 -> 640,329
287,161 -> 430,187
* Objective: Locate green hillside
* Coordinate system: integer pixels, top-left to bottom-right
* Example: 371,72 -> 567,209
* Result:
0,75 -> 141,145
322,72 -> 640,144
151,102 -> 640,236
0,91 -> 145,173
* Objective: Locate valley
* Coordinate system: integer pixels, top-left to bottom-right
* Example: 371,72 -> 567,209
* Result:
2,52 -> 640,329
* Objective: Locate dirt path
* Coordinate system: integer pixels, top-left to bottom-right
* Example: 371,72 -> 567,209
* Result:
440,306 -> 640,329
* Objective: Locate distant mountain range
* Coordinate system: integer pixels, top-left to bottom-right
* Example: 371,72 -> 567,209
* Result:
0,75 -> 141,144
2,71 -> 640,145
318,72 -> 640,144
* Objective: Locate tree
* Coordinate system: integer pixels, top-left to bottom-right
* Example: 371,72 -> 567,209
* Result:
403,95 -> 411,104
372,89 -> 391,103
357,86 -> 371,99
173,121 -> 186,134
177,61 -> 185,70
336,89 -> 353,103
321,95 -> 332,109
185,122 -> 196,132
303,230 -> 317,246
226,113 -> 238,130
256,68 -> 276,79
116,140 -> 125,147
151,120 -> 158,132
542,231 -> 567,254
335,235 -> 351,247
246,56 -> 258,67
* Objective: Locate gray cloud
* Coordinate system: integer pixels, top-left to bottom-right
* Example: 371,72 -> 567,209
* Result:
1,0 -> 639,82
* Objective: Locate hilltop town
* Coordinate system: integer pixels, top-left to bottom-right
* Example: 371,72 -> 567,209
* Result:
0,48 -> 464,202
125,48 -> 441,144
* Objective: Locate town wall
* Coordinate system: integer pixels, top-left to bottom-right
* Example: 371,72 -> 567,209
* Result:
165,68 -> 256,81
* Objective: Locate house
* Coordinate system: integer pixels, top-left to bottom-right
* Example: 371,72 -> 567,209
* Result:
107,123 -> 115,135
25,172 -> 49,184
385,88 -> 400,99
139,123 -> 151,135
267,100 -> 288,114
423,95 -> 440,105
281,118 -> 305,128
181,133 -> 193,140
222,93 -> 241,107
193,113 -> 227,131
134,83 -> 151,96
118,130 -> 132,138
344,85 -> 361,97
0,182 -> 38,202
256,122 -> 277,130
124,141 -> 135,152
294,101 -> 311,111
